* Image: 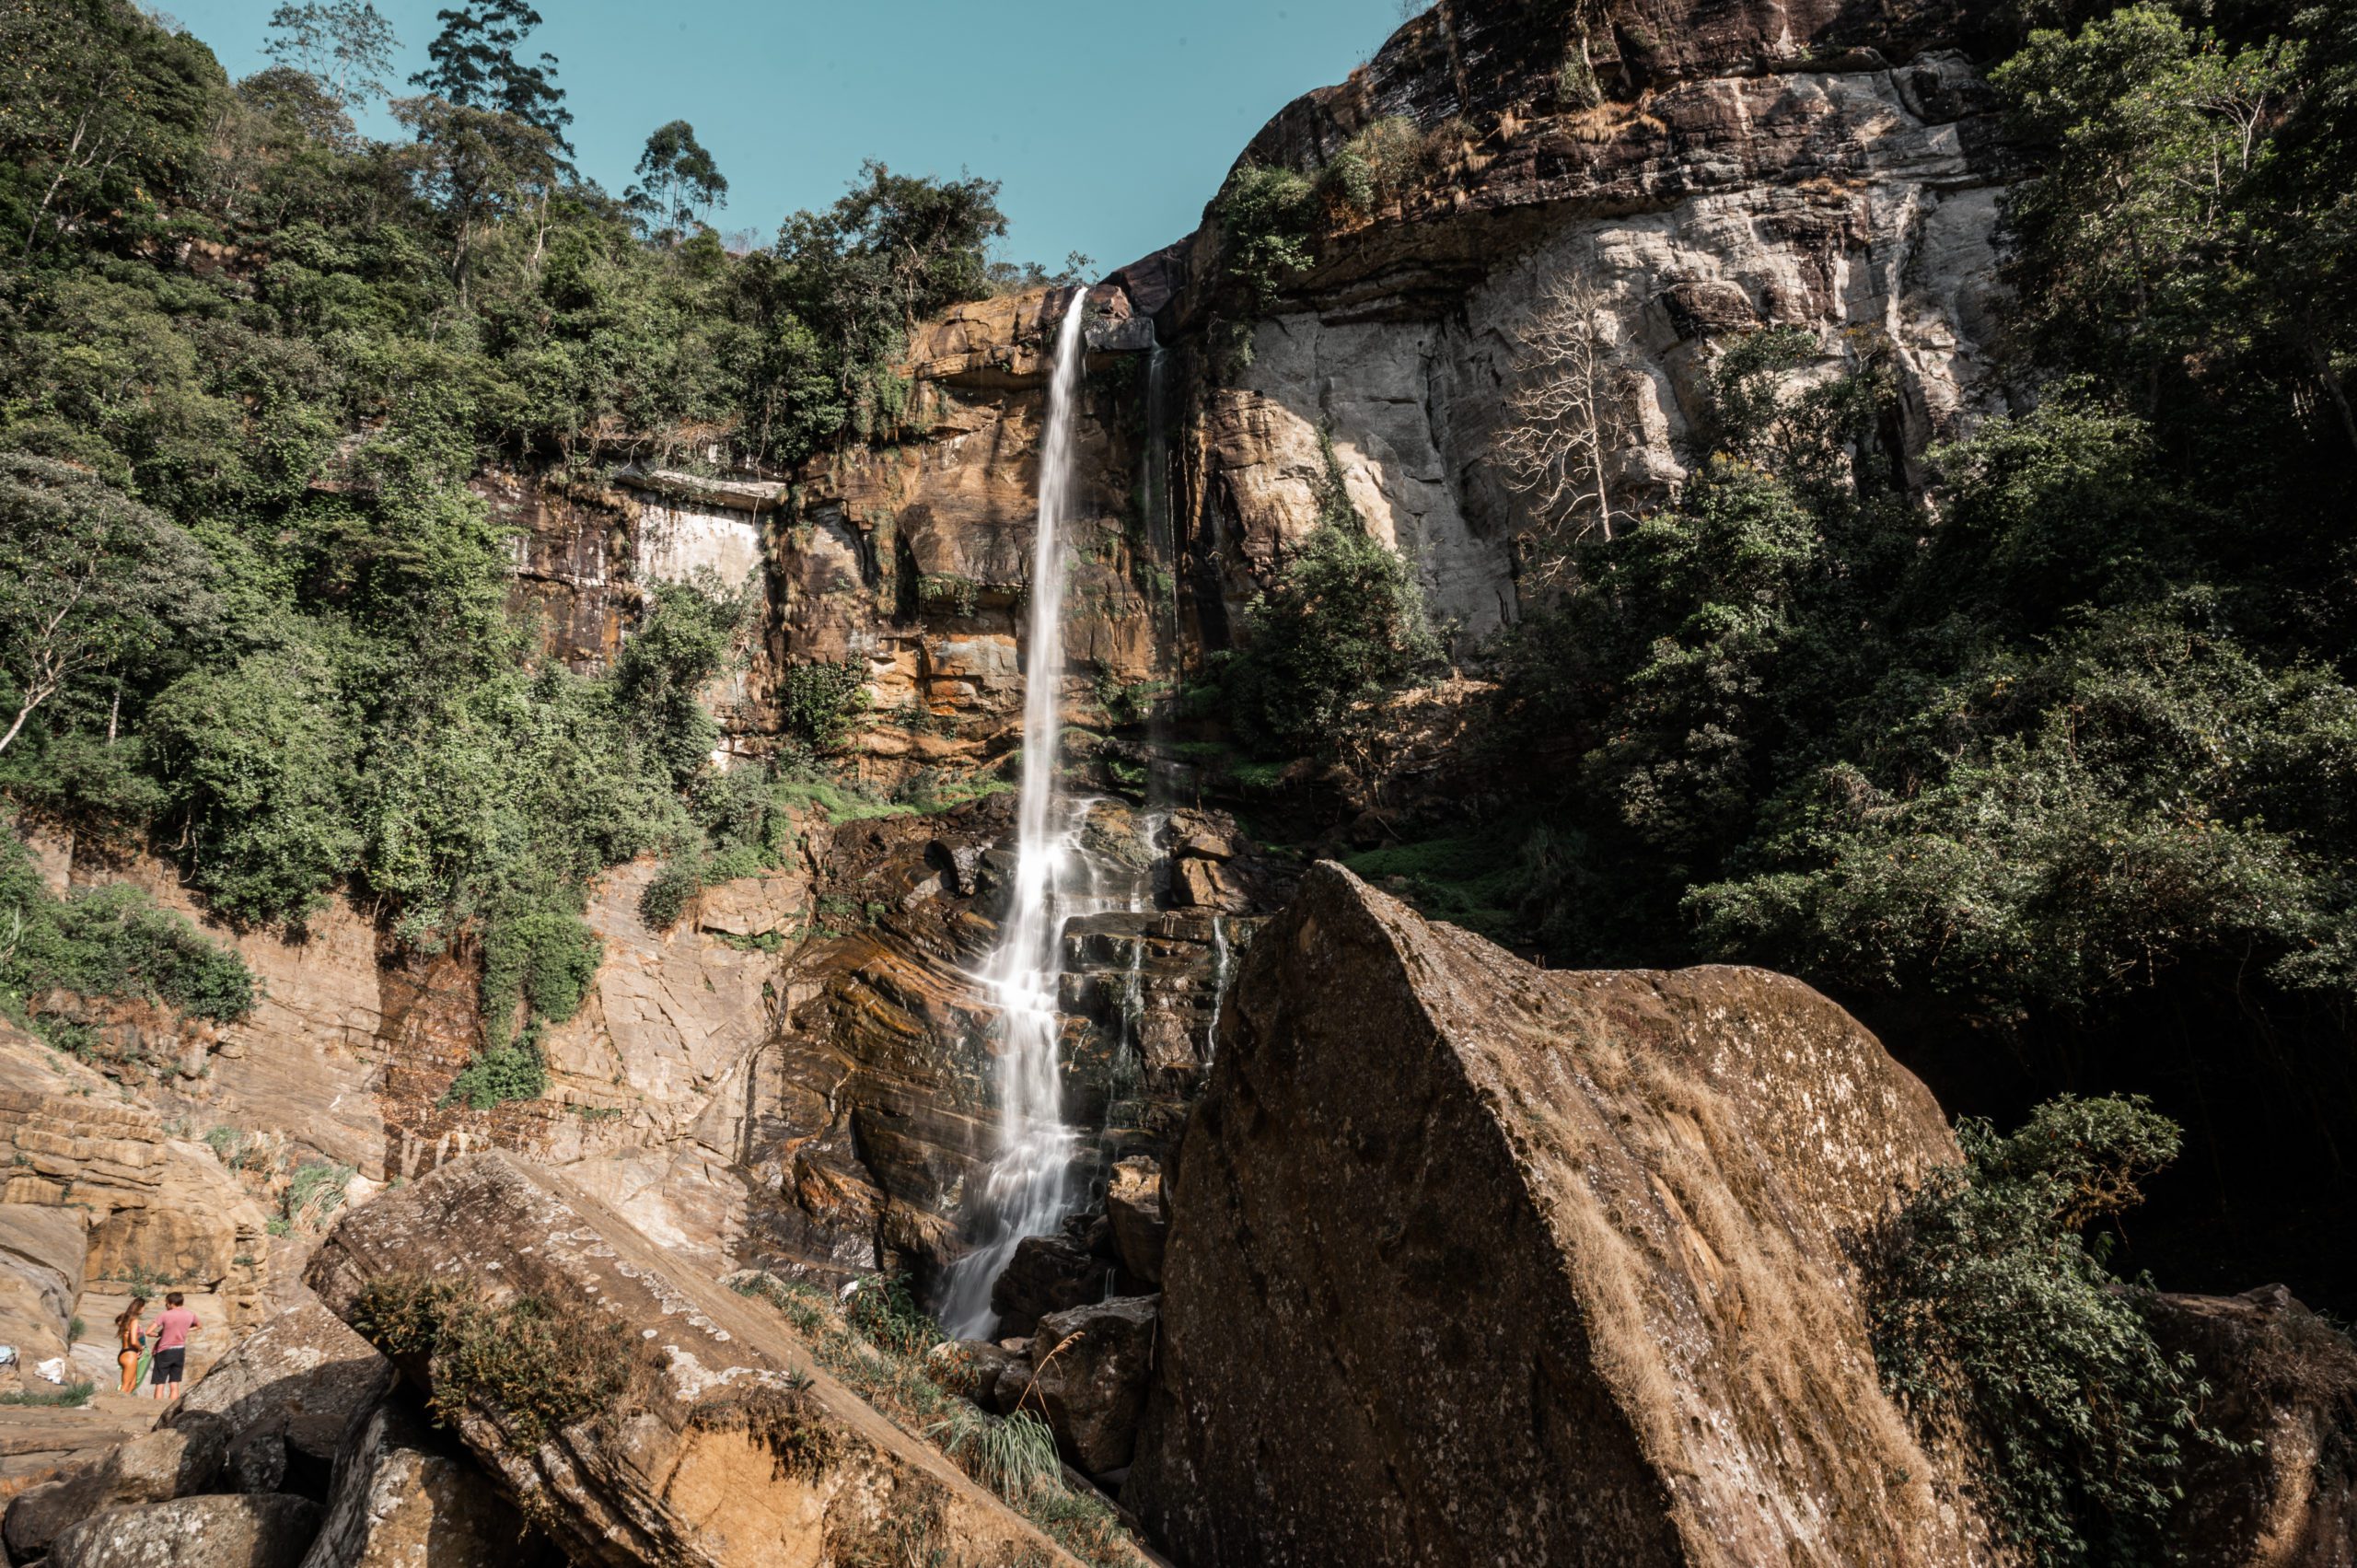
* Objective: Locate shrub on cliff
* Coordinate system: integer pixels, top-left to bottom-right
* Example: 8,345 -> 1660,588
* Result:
1216,438 -> 1440,762
781,660 -> 871,752
1213,164 -> 1317,313
346,1272 -> 638,1445
1871,1096 -> 2237,1565
0,824 -> 255,1028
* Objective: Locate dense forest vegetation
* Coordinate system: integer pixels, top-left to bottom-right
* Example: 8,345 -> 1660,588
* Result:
0,0 -> 1047,1075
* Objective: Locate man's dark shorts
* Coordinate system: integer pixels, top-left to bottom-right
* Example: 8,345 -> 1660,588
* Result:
149,1347 -> 185,1385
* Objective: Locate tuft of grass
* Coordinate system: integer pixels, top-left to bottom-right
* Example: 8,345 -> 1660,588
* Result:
0,1381 -> 95,1408
726,1270 -> 1150,1567
771,773 -> 913,823
930,1404 -> 1063,1503
283,1159 -> 354,1229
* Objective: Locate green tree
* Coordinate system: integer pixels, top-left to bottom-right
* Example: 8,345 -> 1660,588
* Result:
1989,6 -> 2300,429
411,0 -> 571,153
627,120 -> 727,236
263,1 -> 400,110
145,652 -> 361,924
1871,1097 -> 2229,1565
613,575 -> 749,784
392,94 -> 564,305
1220,438 -> 1440,761
0,0 -> 224,257
0,457 -> 216,759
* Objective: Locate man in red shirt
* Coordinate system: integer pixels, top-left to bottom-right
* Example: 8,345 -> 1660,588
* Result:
146,1293 -> 197,1401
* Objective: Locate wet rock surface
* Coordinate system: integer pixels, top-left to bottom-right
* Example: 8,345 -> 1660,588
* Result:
1124,862 -> 1991,1567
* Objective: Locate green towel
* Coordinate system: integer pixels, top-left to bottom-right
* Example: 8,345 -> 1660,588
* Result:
134,1346 -> 152,1388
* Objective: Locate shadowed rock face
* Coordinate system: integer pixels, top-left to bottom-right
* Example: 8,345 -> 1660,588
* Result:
1124,862 -> 1991,1568
2147,1286 -> 2357,1568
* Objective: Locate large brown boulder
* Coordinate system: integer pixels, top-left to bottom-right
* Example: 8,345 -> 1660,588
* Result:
305,1152 -> 1092,1568
1123,863 -> 1989,1567
46,1493 -> 321,1568
2148,1285 -> 2357,1568
1025,1296 -> 1159,1477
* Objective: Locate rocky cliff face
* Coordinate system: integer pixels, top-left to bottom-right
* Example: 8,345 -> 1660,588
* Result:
1123,863 -> 1991,1566
1141,0 -> 2006,651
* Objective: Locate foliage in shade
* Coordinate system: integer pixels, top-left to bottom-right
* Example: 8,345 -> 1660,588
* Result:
1213,436 -> 1441,762
1870,1097 -> 2236,1565
0,824 -> 255,1027
345,1272 -> 637,1445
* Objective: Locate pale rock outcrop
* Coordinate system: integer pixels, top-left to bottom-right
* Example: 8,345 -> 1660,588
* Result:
0,1025 -> 269,1318
73,852 -> 389,1179
306,1152 -> 1094,1568
1123,862 -> 1991,1567
0,1205 -> 85,1379
45,1493 -> 321,1568
1152,0 -> 2009,651
534,854 -> 808,1271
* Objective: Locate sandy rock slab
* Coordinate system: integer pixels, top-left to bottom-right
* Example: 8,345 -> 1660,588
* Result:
1124,862 -> 1993,1568
305,1152 -> 1092,1568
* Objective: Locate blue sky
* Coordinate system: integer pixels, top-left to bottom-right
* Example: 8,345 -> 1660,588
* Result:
165,1 -> 1410,273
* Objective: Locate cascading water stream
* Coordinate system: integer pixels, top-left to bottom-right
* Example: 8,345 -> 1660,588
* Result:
940,294 -> 1092,1338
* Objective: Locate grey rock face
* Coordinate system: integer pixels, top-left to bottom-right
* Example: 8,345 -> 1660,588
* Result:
47,1493 -> 322,1568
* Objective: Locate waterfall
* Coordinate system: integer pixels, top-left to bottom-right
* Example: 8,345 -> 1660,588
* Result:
1205,914 -> 1229,1059
940,293 -> 1092,1338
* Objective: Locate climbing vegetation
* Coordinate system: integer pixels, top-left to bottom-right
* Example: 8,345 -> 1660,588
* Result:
1871,1098 -> 2237,1565
347,1272 -> 640,1445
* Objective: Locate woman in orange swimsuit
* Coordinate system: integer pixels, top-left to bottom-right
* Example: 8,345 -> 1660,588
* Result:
113,1297 -> 147,1395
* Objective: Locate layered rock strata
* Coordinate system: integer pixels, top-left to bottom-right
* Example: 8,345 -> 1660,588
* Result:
1124,862 -> 1991,1566
1151,0 -> 2008,649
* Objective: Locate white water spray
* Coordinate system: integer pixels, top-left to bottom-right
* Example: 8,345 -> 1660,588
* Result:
941,295 -> 1092,1337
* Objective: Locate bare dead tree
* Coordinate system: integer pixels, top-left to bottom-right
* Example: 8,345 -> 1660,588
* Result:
1494,276 -> 1638,575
